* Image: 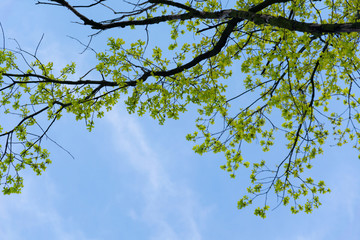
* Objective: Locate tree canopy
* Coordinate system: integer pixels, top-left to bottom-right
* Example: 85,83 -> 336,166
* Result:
1,0 -> 360,217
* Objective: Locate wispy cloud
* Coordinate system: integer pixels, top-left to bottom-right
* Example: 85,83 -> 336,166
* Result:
0,174 -> 91,240
289,156 -> 360,240
330,166 -> 360,222
107,110 -> 207,240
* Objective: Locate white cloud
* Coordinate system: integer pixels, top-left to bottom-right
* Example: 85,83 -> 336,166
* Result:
285,155 -> 360,240
330,168 -> 360,222
0,174 -> 91,240
107,110 -> 207,240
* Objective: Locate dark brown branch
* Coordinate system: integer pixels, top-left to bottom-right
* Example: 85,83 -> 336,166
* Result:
143,19 -> 240,80
148,0 -> 201,14
84,9 -> 360,33
4,73 -> 118,87
45,0 -> 360,33
48,0 -> 103,28
308,41 -> 329,113
0,106 -> 49,137
72,0 -> 106,8
249,0 -> 291,12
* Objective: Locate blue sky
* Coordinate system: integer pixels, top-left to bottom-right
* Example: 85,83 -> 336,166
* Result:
0,1 -> 360,239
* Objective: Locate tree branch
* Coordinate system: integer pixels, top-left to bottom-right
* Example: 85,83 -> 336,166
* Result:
3,73 -> 118,87
44,0 -> 360,33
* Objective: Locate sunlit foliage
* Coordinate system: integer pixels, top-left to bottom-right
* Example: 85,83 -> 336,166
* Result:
1,0 -> 360,217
